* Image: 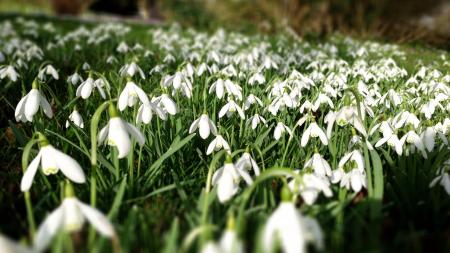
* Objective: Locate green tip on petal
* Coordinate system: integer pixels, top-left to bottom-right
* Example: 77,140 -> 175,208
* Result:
64,181 -> 75,198
281,185 -> 293,202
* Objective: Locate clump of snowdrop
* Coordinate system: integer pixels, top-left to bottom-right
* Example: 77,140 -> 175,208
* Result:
331,150 -> 367,193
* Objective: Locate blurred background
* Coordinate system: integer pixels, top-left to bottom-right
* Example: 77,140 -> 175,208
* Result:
0,0 -> 449,46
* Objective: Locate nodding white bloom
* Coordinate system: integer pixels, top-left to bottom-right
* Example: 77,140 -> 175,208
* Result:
326,106 -> 367,138
67,72 -> 83,86
0,65 -> 19,82
38,64 -> 59,81
420,99 -> 441,119
207,135 -> 231,155
201,242 -> 221,253
249,72 -> 265,85
220,229 -> 244,253
153,94 -> 177,115
377,89 -> 402,108
301,122 -> 328,147
118,81 -> 149,111
116,41 -> 129,53
65,109 -> 84,128
162,72 -> 193,98
247,114 -> 267,129
429,159 -> 450,195
136,101 -> 166,124
76,77 -> 106,99
209,79 -> 243,100
189,114 -> 218,139
312,93 -> 334,111
98,107 -> 145,159
106,55 -> 118,64
15,86 -> 53,122
274,122 -> 292,141
399,130 -> 427,158
304,153 -> 332,177
119,62 -> 145,79
331,150 -> 366,193
374,123 -> 402,155
263,191 -> 323,253
393,111 -> 420,129
288,171 -> 333,205
235,152 -> 260,176
244,94 -> 263,110
212,158 -> 253,203
196,63 -> 210,76
219,99 -> 245,119
0,235 -> 33,253
20,135 -> 86,191
34,186 -> 115,253
421,126 -> 437,153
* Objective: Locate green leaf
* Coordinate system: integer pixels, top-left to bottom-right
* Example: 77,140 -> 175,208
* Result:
108,175 -> 127,219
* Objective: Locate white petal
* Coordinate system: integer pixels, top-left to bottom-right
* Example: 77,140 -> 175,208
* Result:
53,149 -> 86,184
198,115 -> 211,139
125,122 -> 145,146
20,152 -> 42,191
77,200 -> 115,237
34,206 -> 64,252
108,118 -> 131,158
40,95 -> 53,118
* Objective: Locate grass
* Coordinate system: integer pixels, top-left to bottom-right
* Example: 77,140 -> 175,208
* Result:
0,13 -> 449,253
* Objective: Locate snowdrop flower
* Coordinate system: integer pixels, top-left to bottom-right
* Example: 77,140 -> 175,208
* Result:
326,106 -> 367,138
247,114 -> 267,130
263,187 -> 322,253
136,101 -> 166,124
288,172 -> 332,205
67,72 -> 83,86
118,81 -> 149,111
219,99 -> 245,119
235,151 -> 260,176
274,122 -> 292,141
119,62 -> 145,79
374,124 -> 402,155
331,150 -> 366,193
207,135 -> 231,155
301,122 -> 328,147
65,108 -> 84,128
0,235 -> 33,253
219,216 -> 244,253
38,64 -> 59,81
244,94 -> 263,110
201,242 -> 221,253
116,41 -> 129,53
249,72 -> 265,85
34,184 -> 115,253
162,72 -> 193,98
153,94 -> 177,115
15,82 -> 53,122
98,105 -> 145,158
304,153 -> 332,177
399,130 -> 427,158
421,126 -> 436,152
189,114 -> 218,139
0,65 -> 19,82
209,79 -> 242,100
420,100 -> 440,119
20,133 -> 86,191
312,93 -> 334,111
429,159 -> 450,195
76,76 -> 106,99
393,111 -> 420,129
212,156 -> 253,203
